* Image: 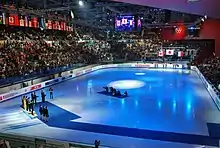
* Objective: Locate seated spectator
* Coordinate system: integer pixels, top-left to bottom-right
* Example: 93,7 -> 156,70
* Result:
0,139 -> 11,148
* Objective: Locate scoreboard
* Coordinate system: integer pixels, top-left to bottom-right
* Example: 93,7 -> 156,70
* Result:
115,16 -> 135,31
115,15 -> 142,32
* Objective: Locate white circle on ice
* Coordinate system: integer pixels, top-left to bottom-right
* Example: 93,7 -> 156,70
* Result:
108,80 -> 146,89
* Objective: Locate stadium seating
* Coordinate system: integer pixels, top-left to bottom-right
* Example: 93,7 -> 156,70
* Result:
197,56 -> 220,90
0,25 -> 161,85
0,23 -> 219,92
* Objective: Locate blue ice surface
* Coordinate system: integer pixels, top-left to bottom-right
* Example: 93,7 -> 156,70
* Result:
0,68 -> 220,146
32,67 -> 219,146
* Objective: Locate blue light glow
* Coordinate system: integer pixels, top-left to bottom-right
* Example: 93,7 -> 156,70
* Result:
135,72 -> 146,76
121,99 -> 125,108
158,100 -> 162,109
187,101 -> 192,110
172,100 -> 177,114
135,100 -> 138,106
88,80 -> 93,86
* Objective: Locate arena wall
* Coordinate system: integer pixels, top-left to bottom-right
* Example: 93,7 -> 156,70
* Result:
0,65 -> 96,94
199,19 -> 220,57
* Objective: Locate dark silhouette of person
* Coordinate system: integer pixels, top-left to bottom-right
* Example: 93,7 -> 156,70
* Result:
33,92 -> 38,104
103,86 -> 108,93
39,105 -> 43,119
49,87 -> 53,99
124,91 -> 128,97
110,87 -> 113,93
43,106 -> 49,122
41,90 -> 46,103
112,88 -> 116,96
94,140 -> 100,148
29,99 -> 34,115
26,97 -> 30,111
117,90 -> 121,97
21,96 -> 25,109
31,92 -> 34,102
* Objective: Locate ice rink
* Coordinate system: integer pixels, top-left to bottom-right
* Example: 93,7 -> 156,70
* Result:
0,67 -> 220,148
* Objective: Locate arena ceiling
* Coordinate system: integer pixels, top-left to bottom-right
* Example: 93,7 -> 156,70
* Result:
111,0 -> 219,19
19,0 -> 206,29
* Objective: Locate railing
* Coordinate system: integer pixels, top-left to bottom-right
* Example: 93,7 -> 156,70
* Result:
0,132 -> 95,148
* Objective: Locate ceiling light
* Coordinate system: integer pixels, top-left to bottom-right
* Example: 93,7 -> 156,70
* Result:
79,0 -> 83,6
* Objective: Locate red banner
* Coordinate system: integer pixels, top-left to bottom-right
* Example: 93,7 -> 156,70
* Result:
57,21 -> 61,30
28,20 -> 32,27
30,84 -> 42,91
52,21 -> 57,30
32,18 -> 38,28
8,14 -> 19,26
1,13 -> 70,32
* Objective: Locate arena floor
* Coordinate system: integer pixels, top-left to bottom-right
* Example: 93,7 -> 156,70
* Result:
0,67 -> 220,148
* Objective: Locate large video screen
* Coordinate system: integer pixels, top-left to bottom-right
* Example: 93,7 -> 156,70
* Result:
115,16 -> 135,31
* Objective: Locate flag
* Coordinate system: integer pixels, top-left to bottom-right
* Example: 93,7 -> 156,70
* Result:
25,16 -> 28,27
27,16 -> 32,27
47,20 -> 52,29
70,11 -> 74,19
39,17 -> 46,29
57,21 -> 61,30
178,51 -> 184,57
29,20 -> 32,27
63,22 -> 66,30
0,12 -> 4,24
0,15 -> 2,24
9,16 -> 15,25
9,14 -> 19,26
2,13 -> 6,24
32,18 -> 38,28
19,15 -> 24,26
166,49 -> 174,55
158,51 -> 164,57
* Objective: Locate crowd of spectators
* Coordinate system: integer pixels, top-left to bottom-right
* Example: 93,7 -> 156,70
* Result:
0,25 -> 163,81
0,26 -> 111,80
197,56 -> 220,91
0,24 -> 219,92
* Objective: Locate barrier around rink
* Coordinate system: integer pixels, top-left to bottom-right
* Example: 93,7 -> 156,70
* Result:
191,66 -> 220,110
0,63 -> 186,102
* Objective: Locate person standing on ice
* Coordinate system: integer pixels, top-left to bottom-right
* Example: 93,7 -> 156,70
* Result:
41,90 -> 46,103
43,106 -> 49,122
39,105 -> 43,119
49,87 -> 53,99
33,92 -> 38,104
